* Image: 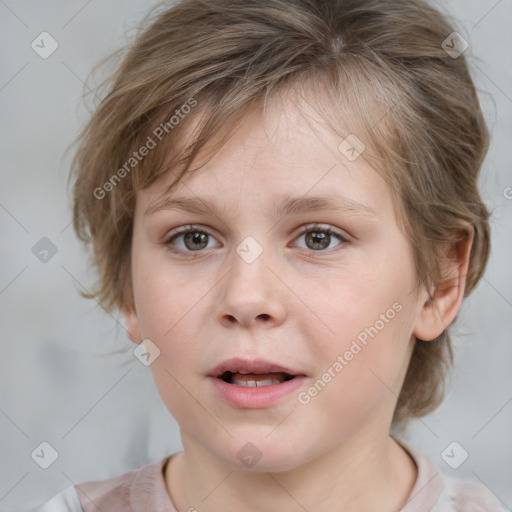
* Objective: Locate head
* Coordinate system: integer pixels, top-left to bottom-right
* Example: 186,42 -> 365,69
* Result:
71,0 -> 490,468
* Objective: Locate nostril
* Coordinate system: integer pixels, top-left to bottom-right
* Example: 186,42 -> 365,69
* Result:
257,314 -> 270,321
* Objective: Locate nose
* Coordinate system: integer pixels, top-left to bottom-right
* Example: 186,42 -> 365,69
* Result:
214,245 -> 287,330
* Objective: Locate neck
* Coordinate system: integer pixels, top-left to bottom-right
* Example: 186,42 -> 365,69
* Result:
165,431 -> 417,512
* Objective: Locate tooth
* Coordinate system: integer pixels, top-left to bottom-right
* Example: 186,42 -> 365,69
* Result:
232,378 -> 282,387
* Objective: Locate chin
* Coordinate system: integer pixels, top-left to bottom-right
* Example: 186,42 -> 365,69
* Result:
210,434 -> 309,473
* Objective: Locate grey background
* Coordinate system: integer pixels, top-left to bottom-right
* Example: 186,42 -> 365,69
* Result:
0,1 -> 511,510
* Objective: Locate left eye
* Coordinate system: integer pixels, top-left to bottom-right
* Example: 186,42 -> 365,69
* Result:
293,226 -> 346,251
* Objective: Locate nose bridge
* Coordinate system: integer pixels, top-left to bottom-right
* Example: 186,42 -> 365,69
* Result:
215,233 -> 286,327
229,233 -> 274,298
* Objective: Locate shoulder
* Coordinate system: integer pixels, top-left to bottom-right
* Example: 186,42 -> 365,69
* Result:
438,475 -> 508,512
74,456 -> 174,512
33,486 -> 83,512
396,437 -> 506,512
34,457 -> 173,512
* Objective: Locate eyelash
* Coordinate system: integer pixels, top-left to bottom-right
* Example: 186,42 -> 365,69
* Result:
162,224 -> 349,255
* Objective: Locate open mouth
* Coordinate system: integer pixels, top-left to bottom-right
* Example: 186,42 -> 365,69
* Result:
220,371 -> 296,387
210,359 -> 306,407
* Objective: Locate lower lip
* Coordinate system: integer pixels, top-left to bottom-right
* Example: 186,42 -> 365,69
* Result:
209,376 -> 307,409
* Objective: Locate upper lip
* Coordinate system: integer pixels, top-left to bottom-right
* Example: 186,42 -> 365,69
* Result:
209,357 -> 306,378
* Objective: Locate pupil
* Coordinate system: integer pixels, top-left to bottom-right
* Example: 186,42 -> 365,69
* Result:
185,232 -> 208,251
306,231 -> 329,250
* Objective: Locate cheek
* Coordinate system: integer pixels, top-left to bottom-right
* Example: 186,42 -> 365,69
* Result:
297,316 -> 413,439
308,265 -> 404,340
132,252 -> 200,340
133,258 -> 208,378
302,257 -> 415,390
148,358 -> 211,439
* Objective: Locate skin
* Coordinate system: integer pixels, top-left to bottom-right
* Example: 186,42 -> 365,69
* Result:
124,90 -> 472,511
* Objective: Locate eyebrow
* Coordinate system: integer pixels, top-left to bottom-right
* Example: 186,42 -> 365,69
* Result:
144,194 -> 378,221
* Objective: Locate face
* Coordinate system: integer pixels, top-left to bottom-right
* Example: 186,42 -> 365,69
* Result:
125,92 -> 430,472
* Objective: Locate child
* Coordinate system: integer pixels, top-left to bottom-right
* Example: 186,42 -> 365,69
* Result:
35,0 -> 505,510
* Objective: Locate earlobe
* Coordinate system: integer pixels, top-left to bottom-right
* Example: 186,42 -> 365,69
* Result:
123,302 -> 143,344
413,226 -> 474,342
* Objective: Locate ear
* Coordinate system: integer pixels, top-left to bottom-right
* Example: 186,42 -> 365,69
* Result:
413,226 -> 474,342
123,301 -> 143,344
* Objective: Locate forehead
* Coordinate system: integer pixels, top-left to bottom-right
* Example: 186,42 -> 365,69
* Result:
138,89 -> 393,220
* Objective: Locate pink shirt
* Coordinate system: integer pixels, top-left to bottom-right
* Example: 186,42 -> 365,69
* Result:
35,440 -> 506,511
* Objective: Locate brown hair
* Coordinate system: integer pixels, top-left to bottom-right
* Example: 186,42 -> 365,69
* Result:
69,0 -> 490,425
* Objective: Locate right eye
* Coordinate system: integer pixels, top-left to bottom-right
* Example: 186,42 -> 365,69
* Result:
164,225 -> 221,254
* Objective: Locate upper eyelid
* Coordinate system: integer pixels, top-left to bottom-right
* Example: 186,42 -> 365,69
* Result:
165,224 -> 213,240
